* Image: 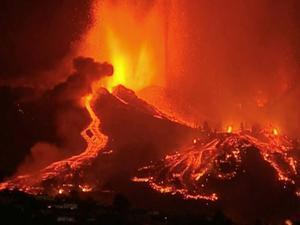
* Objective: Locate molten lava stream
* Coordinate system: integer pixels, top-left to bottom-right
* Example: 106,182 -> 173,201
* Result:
0,93 -> 108,194
133,129 -> 300,202
38,93 -> 108,174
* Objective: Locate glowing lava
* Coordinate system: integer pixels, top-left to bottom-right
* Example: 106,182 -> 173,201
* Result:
0,92 -> 108,195
133,128 -> 300,201
80,0 -> 166,92
0,0 -> 168,195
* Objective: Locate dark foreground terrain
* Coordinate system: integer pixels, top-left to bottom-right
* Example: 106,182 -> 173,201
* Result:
2,190 -> 300,225
0,190 -> 235,225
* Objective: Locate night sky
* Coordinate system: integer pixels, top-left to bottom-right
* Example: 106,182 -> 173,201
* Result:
0,0 -> 92,179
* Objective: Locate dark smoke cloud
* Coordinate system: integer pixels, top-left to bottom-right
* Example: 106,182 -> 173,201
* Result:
18,57 -> 112,174
46,57 -> 113,102
0,57 -> 113,178
0,0 -> 112,178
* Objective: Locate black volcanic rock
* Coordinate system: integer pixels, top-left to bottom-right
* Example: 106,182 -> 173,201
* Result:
94,85 -> 196,163
86,86 -> 198,197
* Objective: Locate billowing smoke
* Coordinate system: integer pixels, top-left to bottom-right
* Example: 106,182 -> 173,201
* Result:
0,56 -> 113,178
45,57 -> 113,102
0,3 -> 89,175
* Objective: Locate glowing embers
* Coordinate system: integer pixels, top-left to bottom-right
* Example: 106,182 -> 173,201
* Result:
133,130 -> 300,201
56,184 -> 93,195
227,125 -> 233,133
58,188 -> 64,195
133,135 -> 243,201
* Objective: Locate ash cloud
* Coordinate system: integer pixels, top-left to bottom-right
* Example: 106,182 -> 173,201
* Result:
165,0 -> 300,136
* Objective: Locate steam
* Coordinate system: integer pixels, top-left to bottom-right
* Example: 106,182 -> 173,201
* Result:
16,142 -> 63,175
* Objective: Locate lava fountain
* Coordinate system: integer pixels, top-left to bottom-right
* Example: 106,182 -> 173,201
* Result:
0,0 -> 169,194
80,0 -> 167,92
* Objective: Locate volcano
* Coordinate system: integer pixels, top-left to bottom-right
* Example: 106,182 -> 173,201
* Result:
2,1 -> 300,224
1,84 -> 300,221
0,85 -> 194,195
133,130 -> 300,201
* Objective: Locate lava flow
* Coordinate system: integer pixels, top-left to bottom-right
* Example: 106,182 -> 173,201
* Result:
0,92 -> 108,195
133,128 -> 300,201
0,0 -> 168,196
